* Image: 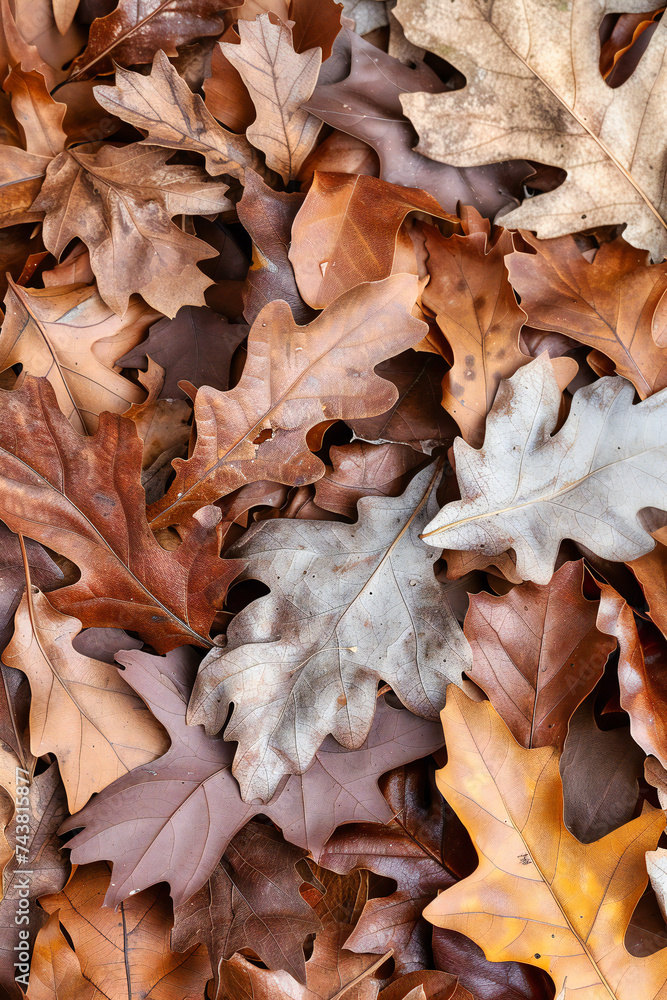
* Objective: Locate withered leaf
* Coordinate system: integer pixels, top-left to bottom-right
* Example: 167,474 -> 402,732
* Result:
148,273 -> 428,528
32,142 -> 232,317
3,588 -> 168,813
0,277 -> 159,433
188,462 -> 470,802
290,0 -> 343,60
118,305 -> 248,401
422,354 -> 667,584
0,376 -> 243,651
25,910 -> 103,1000
221,14 -> 323,183
464,561 -> 615,749
314,441 -> 424,520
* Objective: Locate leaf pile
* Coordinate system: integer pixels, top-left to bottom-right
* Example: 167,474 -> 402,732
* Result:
0,1 -> 667,999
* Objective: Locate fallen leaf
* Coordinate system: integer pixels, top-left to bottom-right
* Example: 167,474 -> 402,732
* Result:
290,172 -> 457,309
221,14 -> 322,183
379,971 -> 473,1000
5,66 -> 66,158
424,686 -> 667,999
314,441 -> 424,519
147,273 -> 428,528
422,353 -> 667,584
290,0 -> 343,60
24,910 -> 104,1000
506,233 -> 667,399
32,142 -> 232,317
38,862 -> 212,999
188,462 -> 470,802
0,376 -> 243,651
432,928 -> 556,1000
171,820 -> 322,985
463,561 -> 615,749
203,25 -> 256,134
0,278 -> 160,433
3,588 -> 168,813
395,0 -> 667,257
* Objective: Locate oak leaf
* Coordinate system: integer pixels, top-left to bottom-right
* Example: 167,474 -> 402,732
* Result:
0,376 -> 243,651
395,0 -> 667,258
188,462 -> 470,802
147,273 -> 428,529
422,354 -> 667,584
424,686 -> 667,1000
290,172 -> 457,309
506,233 -> 667,399
221,14 -> 323,183
463,561 -> 615,749
203,25 -> 256,134
379,972 -> 473,1000
38,862 -> 212,999
432,928 -> 558,1000
290,0 -> 343,60
2,588 -> 168,813
68,0 -> 235,80
314,442 -> 424,520
0,277 -> 160,434
21,910 -> 103,1000
32,142 -> 233,317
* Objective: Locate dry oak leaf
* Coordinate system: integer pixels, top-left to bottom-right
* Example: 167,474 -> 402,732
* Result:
203,24 -> 256,135
188,461 -> 470,803
32,142 -> 232,318
25,909 -> 104,1000
314,441 -> 424,520
171,820 -> 322,987
379,972 -> 473,1000
118,305 -> 248,401
463,560 -> 615,750
0,376 -> 243,652
2,588 -> 168,814
289,0 -> 343,60
506,234 -> 667,400
0,277 -> 160,434
303,26 -> 532,220
68,0 -> 236,80
94,50 -> 271,185
289,172 -> 457,310
421,353 -> 667,585
424,686 -> 667,1000
39,862 -> 212,1000
395,0 -> 667,258
60,654 -> 446,910
147,273 -> 428,529
221,13 -> 322,183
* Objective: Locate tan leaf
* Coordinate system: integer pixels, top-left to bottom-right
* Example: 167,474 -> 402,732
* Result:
4,66 -> 67,158
395,0 -> 667,258
23,910 -> 103,999
221,13 -> 322,182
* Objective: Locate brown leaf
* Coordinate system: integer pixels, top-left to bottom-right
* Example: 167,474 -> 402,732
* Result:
314,441 -> 424,519
3,588 -> 168,813
290,173 -> 457,309
24,910 -> 104,1000
379,971 -> 473,1000
0,278 -> 160,434
148,273 -> 427,528
5,66 -> 66,158
221,14 -> 322,183
94,51 -> 269,185
506,233 -> 667,399
303,26 -> 532,218
464,561 -> 615,749
32,142 -> 232,318
560,697 -> 644,844
39,862 -> 212,999
0,0 -> 54,88
432,929 -> 556,1000
203,25 -> 256,134
0,376 -> 243,651
171,821 -> 322,985
237,170 -> 315,326
68,0 -> 236,80
297,129 -> 380,188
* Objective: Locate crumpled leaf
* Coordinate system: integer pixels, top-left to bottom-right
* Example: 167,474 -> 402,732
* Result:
424,686 -> 667,1000
94,50 -> 271,185
118,305 -> 248,401
421,353 -> 667,585
0,375 -> 243,652
38,862 -> 212,999
68,0 -> 236,80
60,645 -> 443,906
171,820 -> 322,986
147,273 -> 428,529
221,14 -> 322,183
395,0 -> 667,258
463,560 -> 615,749
32,142 -> 233,317
188,462 -> 471,803
290,172 -> 457,309
560,697 -> 644,844
0,277 -> 160,433
303,26 -> 532,219
2,588 -> 168,813
507,233 -> 667,399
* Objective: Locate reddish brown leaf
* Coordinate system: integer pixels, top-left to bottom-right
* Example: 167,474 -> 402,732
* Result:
314,441 -> 424,519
